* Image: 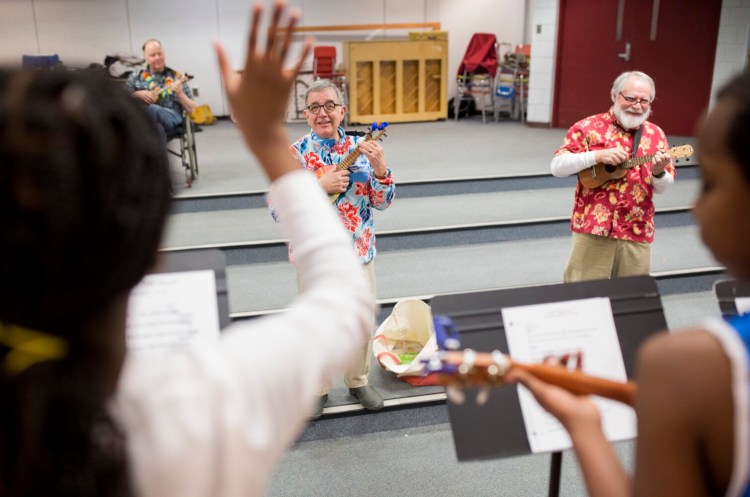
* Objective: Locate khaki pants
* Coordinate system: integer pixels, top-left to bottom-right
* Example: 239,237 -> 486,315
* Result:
563,232 -> 651,283
297,261 -> 376,394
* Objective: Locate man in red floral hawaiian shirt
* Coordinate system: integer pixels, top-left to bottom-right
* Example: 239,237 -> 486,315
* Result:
551,71 -> 676,282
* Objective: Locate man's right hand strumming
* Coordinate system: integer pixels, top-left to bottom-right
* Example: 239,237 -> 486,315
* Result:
320,169 -> 350,193
595,147 -> 628,166
133,90 -> 157,105
594,147 -> 628,165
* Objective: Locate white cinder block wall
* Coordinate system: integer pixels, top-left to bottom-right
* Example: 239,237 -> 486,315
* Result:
526,0 -> 558,125
1,0 -> 746,123
709,0 -> 750,105
0,0 -> 528,117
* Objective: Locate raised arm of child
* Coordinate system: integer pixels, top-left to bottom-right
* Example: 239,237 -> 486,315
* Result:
114,4 -> 376,497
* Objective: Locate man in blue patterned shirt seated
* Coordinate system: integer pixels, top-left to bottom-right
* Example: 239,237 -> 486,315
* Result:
125,39 -> 196,142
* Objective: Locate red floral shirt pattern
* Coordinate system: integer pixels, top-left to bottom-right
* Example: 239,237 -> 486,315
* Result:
555,109 -> 676,244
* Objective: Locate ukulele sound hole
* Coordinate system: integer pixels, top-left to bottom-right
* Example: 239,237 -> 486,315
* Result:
604,165 -> 618,173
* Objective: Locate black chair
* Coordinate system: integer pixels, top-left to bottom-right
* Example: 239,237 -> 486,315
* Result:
165,112 -> 198,187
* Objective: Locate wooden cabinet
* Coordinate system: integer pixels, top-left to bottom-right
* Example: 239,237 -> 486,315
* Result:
343,40 -> 448,124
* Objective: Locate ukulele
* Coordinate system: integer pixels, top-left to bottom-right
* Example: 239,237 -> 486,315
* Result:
327,122 -> 389,204
577,144 -> 693,189
424,315 -> 637,406
150,72 -> 193,101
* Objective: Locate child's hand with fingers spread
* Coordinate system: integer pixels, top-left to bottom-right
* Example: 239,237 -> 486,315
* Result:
214,1 -> 312,177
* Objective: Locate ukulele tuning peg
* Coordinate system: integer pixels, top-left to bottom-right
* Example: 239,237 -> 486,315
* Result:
446,383 -> 466,405
475,385 -> 492,406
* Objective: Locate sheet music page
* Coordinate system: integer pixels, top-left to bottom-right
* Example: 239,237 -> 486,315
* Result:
126,270 -> 220,354
736,297 -> 750,315
502,297 -> 637,453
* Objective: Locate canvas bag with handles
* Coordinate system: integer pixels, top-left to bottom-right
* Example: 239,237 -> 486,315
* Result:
373,299 -> 441,385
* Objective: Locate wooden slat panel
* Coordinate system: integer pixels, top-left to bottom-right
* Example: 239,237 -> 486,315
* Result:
355,61 -> 374,116
379,61 -> 397,115
345,40 -> 448,124
424,59 -> 442,113
402,60 -> 419,114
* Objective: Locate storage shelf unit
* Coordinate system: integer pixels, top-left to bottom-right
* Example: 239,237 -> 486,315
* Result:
344,40 -> 448,124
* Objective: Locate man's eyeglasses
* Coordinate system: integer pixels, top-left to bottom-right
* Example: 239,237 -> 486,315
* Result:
306,101 -> 342,114
619,92 -> 652,106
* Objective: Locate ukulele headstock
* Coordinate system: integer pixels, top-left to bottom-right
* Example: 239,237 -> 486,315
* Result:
424,316 -> 511,405
177,72 -> 194,82
366,122 -> 389,141
670,144 -> 694,164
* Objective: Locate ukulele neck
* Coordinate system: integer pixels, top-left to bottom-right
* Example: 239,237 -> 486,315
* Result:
623,151 -> 657,169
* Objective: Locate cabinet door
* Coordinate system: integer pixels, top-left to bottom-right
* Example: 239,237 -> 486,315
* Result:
347,41 -> 448,124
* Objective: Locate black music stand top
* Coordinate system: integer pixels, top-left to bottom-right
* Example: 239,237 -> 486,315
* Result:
714,279 -> 750,317
430,275 -> 667,462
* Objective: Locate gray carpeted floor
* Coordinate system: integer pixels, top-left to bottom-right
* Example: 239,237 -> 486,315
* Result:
164,114 -> 719,497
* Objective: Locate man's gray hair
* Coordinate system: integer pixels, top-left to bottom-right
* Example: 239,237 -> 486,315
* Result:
142,38 -> 162,52
305,79 -> 344,105
611,71 -> 655,102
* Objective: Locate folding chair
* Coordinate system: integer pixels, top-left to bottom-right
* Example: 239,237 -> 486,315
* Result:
312,46 -> 349,124
454,33 -> 499,123
165,112 -> 198,187
494,44 -> 530,122
312,46 -> 338,79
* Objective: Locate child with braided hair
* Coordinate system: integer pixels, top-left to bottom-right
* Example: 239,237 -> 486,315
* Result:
0,2 -> 374,496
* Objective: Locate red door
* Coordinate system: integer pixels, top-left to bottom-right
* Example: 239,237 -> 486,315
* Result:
552,0 -> 721,136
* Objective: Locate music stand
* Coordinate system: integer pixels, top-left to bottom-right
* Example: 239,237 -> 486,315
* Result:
714,279 -> 750,317
152,248 -> 231,330
430,275 -> 667,497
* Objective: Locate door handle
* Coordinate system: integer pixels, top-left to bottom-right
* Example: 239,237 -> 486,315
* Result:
618,42 -> 631,62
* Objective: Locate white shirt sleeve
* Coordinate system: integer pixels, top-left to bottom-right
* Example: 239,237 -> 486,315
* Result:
112,170 -> 375,497
652,170 -> 674,194
550,151 -> 597,177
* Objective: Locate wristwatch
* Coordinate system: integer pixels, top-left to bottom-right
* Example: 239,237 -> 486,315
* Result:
653,170 -> 667,178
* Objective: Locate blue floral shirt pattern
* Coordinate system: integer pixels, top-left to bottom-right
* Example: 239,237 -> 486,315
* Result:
280,127 -> 395,264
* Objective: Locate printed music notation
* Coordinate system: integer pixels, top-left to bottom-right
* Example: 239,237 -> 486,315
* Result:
126,270 -> 220,354
502,297 -> 637,453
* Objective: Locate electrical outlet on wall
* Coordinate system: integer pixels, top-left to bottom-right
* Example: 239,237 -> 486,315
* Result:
192,86 -> 200,97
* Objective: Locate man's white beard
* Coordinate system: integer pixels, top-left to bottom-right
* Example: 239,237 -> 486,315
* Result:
614,107 -> 650,130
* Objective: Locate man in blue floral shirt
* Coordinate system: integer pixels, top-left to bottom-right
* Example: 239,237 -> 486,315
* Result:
125,39 -> 196,141
281,79 -> 395,418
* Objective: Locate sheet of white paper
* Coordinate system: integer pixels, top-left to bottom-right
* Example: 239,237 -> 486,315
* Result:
502,297 -> 637,453
126,270 -> 220,354
736,297 -> 750,315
